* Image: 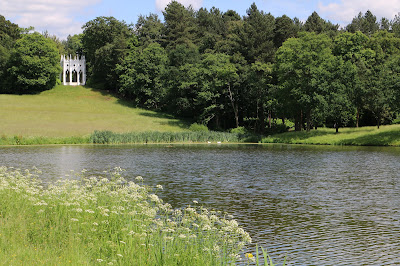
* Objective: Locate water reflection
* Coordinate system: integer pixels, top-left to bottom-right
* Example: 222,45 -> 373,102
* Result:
1,144 -> 400,265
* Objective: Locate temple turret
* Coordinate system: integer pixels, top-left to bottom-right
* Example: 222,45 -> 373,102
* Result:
60,54 -> 86,86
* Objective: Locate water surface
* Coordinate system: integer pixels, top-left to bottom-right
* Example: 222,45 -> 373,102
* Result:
1,144 -> 399,265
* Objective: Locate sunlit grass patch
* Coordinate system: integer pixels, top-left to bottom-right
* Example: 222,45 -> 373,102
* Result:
261,125 -> 400,146
0,85 -> 190,137
0,166 -> 252,265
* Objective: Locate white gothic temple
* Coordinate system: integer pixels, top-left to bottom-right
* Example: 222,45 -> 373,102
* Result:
60,54 -> 86,86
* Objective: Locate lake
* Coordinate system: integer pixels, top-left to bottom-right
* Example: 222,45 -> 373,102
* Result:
1,144 -> 399,265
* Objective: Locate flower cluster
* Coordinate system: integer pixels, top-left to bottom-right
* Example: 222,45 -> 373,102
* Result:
0,166 -> 251,265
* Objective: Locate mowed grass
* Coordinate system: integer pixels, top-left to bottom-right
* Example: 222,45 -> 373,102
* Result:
262,124 -> 400,146
0,85 -> 189,137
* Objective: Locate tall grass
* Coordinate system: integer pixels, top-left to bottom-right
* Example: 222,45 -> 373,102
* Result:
0,135 -> 90,145
90,130 -> 249,144
0,166 -> 254,265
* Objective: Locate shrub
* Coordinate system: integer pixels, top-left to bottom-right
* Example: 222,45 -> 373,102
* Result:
189,123 -> 209,132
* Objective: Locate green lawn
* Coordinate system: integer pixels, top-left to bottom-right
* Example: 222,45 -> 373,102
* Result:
262,125 -> 400,146
0,85 -> 189,137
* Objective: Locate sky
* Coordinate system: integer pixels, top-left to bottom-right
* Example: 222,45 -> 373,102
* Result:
2,0 -> 400,40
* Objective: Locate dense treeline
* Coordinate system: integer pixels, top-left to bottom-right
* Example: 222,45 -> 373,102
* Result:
2,2 -> 400,132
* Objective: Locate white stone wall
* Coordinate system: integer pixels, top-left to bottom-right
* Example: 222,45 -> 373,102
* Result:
61,55 -> 86,86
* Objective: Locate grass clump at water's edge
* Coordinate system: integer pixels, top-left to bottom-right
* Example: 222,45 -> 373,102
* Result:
0,166 -> 254,265
0,130 -> 257,145
89,130 -> 255,144
261,124 -> 400,146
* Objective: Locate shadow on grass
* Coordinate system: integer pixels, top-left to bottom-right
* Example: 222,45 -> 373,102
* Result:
337,130 -> 400,146
86,86 -> 191,129
139,112 -> 190,129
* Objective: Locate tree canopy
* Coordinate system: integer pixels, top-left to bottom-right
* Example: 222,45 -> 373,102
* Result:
2,5 -> 400,131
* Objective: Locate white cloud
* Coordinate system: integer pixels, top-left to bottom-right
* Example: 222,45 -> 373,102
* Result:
318,0 -> 400,25
155,0 -> 203,12
0,0 -> 101,39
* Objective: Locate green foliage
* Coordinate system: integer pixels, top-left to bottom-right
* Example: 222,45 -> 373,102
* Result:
6,32 -> 60,94
90,130 -> 244,144
135,14 -> 164,47
81,16 -> 133,90
346,10 -> 379,36
189,123 -> 209,132
242,3 -> 276,63
275,32 -> 334,131
117,43 -> 168,109
63,34 -> 83,55
274,15 -> 298,48
162,1 -> 196,49
0,15 -> 20,91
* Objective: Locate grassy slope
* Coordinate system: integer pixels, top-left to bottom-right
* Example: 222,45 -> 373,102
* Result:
262,125 -> 400,146
0,85 -> 189,137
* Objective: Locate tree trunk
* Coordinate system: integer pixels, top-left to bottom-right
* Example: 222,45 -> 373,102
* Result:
259,103 -> 265,133
300,110 -> 303,131
227,84 -> 239,128
306,110 -> 311,132
356,108 -> 360,128
268,110 -> 272,129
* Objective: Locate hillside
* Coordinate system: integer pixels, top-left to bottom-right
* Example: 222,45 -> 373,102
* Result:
0,85 -> 189,137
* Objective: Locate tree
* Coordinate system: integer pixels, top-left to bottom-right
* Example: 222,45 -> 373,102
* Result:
321,58 -> 356,132
275,32 -> 333,131
165,44 -> 201,118
346,11 -> 379,36
135,13 -> 164,47
117,43 -> 168,109
162,1 -> 196,49
247,61 -> 274,132
274,15 -> 298,48
195,7 -> 225,53
0,15 -> 20,91
63,34 -> 83,55
7,32 -> 60,94
242,3 -> 275,63
81,16 -> 133,90
304,11 -> 338,36
333,31 -> 372,127
199,53 -> 240,128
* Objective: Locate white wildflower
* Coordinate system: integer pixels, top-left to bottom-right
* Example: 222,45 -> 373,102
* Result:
135,176 -> 143,181
156,184 -> 163,190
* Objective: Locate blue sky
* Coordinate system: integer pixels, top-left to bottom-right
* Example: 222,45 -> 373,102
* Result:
2,0 -> 400,39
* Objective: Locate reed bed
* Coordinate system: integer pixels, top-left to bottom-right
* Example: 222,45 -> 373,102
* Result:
0,166 -> 253,265
89,130 -> 246,144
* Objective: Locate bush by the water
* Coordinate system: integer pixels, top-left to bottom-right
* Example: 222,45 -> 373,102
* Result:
90,130 -> 242,144
189,123 -> 209,132
0,166 -> 252,265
